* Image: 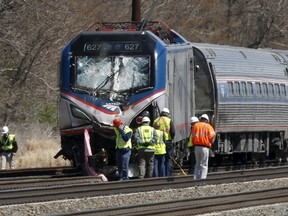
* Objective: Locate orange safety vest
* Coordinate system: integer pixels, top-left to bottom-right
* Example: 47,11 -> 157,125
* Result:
192,122 -> 216,148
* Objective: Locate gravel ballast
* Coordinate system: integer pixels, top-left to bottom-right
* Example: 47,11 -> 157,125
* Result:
1,178 -> 288,216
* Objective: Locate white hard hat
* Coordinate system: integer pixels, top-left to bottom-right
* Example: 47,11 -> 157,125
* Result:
142,116 -> 151,123
190,116 -> 199,124
2,126 -> 9,134
200,114 -> 209,121
162,108 -> 170,114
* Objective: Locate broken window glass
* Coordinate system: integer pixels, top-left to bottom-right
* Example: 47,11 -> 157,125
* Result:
75,56 -> 150,92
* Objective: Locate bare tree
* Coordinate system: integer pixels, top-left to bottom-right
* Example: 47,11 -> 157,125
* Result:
0,0 -> 93,126
0,0 -> 288,135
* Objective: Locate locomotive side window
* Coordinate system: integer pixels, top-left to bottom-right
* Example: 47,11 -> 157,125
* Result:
228,82 -> 233,96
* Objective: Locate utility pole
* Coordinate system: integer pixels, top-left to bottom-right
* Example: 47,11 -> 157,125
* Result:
131,0 -> 141,21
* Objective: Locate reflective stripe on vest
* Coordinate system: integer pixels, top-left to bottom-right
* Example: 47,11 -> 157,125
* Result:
114,126 -> 132,149
139,125 -> 153,143
192,122 -> 216,148
137,125 -> 156,150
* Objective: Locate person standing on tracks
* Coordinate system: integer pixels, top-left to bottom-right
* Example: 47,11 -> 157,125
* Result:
113,117 -> 133,181
0,126 -> 18,170
131,110 -> 150,147
134,116 -> 158,179
153,108 -> 175,177
153,122 -> 166,177
192,114 -> 216,180
187,116 -> 199,174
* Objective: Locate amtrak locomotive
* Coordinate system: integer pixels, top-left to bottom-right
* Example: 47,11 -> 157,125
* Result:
55,21 -> 288,179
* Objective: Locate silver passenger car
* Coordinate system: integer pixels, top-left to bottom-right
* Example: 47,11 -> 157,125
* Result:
194,43 -> 288,162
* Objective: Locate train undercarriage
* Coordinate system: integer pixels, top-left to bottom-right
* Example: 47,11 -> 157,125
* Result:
54,126 -> 140,180
55,127 -> 288,180
174,131 -> 288,169
214,131 -> 288,164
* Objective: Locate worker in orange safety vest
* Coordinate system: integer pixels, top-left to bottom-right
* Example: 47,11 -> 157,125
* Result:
191,114 -> 216,180
187,116 -> 199,174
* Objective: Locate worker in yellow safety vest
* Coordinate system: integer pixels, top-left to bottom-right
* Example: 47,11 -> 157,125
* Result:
113,117 -> 133,180
0,126 -> 18,170
134,116 -> 158,179
153,108 -> 175,176
153,122 -> 166,177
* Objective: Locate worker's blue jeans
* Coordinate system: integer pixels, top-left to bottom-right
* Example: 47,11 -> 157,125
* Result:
153,154 -> 165,177
116,148 -> 131,180
165,141 -> 173,177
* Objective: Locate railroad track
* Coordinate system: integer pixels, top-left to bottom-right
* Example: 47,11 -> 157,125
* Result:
0,166 -> 80,179
1,165 -> 288,206
0,175 -> 103,191
53,186 -> 288,216
172,160 -> 287,176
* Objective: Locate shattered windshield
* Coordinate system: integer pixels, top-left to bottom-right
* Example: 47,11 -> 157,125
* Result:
75,56 -> 150,92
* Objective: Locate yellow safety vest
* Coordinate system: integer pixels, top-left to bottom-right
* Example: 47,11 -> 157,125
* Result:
153,116 -> 172,140
187,134 -> 193,147
137,125 -> 156,150
114,126 -> 132,149
1,134 -> 15,151
154,130 -> 166,155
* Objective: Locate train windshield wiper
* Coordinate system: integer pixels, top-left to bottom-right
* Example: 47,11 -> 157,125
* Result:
72,87 -> 91,95
134,86 -> 153,93
93,69 -> 121,93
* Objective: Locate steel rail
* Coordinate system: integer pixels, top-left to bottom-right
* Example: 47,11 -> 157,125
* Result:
0,165 -> 288,206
